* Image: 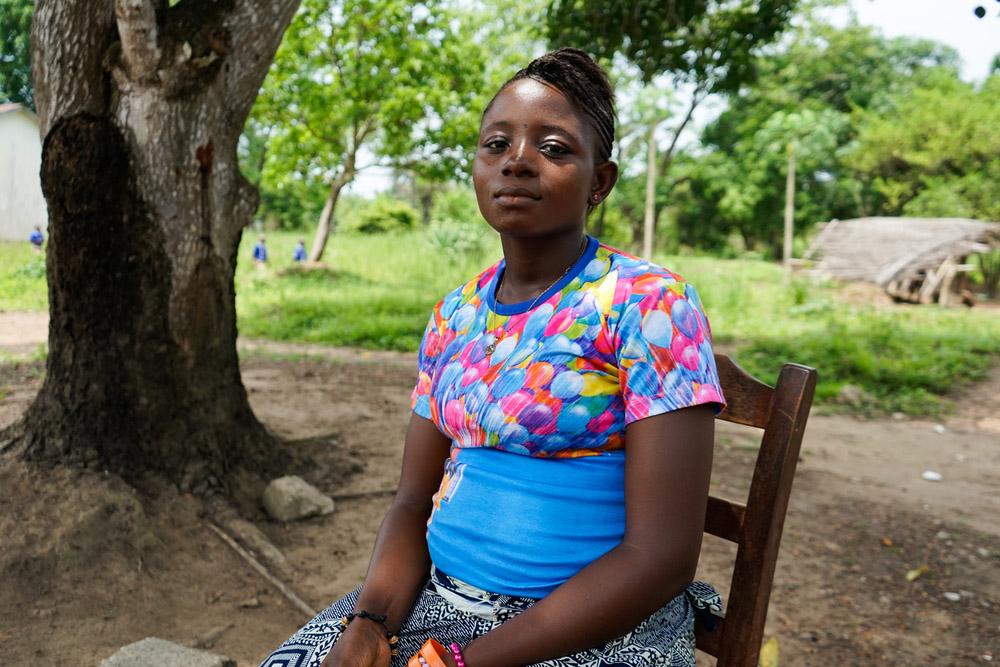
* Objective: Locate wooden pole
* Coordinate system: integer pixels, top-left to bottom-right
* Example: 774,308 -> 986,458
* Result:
643,120 -> 659,261
783,140 -> 796,279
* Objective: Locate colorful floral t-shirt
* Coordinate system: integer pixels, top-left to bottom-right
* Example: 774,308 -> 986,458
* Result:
411,235 -> 726,597
411,236 -> 725,454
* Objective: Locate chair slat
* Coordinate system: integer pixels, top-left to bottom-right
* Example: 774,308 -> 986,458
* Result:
694,612 -> 726,658
704,495 -> 745,543
696,358 -> 818,667
713,354 -> 774,429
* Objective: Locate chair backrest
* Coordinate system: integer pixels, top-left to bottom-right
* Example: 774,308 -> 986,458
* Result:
695,354 -> 818,666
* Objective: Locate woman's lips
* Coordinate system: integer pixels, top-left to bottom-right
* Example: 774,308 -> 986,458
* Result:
494,187 -> 540,206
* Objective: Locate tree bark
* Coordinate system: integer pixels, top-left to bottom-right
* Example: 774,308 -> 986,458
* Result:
307,118 -> 371,263
308,177 -> 350,263
419,186 -> 434,228
2,0 -> 302,491
783,140 -> 796,279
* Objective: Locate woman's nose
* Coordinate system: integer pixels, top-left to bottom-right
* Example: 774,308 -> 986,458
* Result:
502,140 -> 537,177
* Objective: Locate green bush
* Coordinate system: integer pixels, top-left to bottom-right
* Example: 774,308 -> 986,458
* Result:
590,205 -> 633,250
737,310 -> 1000,415
13,256 -> 46,279
431,186 -> 481,227
426,221 -> 491,263
343,196 -> 419,234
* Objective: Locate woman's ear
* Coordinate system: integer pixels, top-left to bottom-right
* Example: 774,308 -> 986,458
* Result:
591,160 -> 619,205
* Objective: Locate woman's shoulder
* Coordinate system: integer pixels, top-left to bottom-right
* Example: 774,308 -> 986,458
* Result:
595,242 -> 693,295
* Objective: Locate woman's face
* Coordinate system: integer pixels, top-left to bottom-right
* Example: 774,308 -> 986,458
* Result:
473,78 -> 616,239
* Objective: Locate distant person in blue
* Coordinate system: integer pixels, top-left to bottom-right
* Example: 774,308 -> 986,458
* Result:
292,239 -> 307,263
29,226 -> 44,254
252,235 -> 268,268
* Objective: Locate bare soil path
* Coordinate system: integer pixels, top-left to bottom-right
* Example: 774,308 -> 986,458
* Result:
0,312 -> 997,665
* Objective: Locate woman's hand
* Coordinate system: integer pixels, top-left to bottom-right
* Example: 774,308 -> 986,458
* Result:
320,619 -> 393,667
441,650 -> 459,667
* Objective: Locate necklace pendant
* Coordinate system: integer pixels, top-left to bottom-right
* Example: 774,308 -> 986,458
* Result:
485,332 -> 502,356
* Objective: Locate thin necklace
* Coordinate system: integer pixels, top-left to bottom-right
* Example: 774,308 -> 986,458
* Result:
485,236 -> 588,357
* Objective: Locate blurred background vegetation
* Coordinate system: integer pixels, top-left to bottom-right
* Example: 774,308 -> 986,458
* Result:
3,0 -> 999,416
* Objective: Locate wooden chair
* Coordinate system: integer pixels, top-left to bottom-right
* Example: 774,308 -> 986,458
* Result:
695,355 -> 818,666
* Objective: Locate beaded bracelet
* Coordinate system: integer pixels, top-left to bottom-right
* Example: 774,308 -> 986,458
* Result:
448,641 -> 466,667
340,610 -> 399,656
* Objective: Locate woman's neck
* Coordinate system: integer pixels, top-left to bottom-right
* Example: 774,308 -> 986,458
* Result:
497,229 -> 587,304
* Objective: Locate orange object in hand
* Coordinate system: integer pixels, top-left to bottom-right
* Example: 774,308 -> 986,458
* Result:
407,638 -> 449,667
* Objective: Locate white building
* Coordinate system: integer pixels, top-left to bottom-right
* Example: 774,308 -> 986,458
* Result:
0,103 -> 47,242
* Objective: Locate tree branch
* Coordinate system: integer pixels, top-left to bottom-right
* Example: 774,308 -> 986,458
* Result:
659,86 -> 706,175
298,110 -> 341,147
354,116 -> 376,146
32,0 -> 117,135
115,0 -> 161,80
225,0 -> 303,123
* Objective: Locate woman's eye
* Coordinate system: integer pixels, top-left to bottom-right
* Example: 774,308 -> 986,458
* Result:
541,142 -> 569,156
483,138 -> 508,151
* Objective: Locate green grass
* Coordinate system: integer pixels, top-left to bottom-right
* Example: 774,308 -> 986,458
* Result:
4,233 -> 1000,416
0,243 -> 47,311
661,254 -> 1000,415
235,230 -> 502,351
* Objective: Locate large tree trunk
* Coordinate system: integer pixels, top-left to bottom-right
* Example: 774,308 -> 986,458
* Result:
0,0 -> 302,492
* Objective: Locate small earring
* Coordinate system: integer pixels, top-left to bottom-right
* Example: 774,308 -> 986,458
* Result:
591,193 -> 601,204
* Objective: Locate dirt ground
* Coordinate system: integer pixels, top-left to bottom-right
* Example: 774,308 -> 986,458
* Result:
0,312 -> 997,666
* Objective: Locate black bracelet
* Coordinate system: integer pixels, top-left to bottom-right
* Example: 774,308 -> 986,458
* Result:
340,610 -> 399,655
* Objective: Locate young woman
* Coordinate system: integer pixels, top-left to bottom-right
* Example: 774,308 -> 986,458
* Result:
260,48 -> 725,667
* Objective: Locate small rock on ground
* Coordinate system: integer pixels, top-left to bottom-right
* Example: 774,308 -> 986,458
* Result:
262,475 -> 335,521
100,637 -> 235,667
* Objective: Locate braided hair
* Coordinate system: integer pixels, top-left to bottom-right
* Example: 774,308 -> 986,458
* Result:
487,48 -> 616,164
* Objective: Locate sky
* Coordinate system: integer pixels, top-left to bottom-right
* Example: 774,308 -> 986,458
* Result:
848,0 -> 997,81
348,0 -> 999,196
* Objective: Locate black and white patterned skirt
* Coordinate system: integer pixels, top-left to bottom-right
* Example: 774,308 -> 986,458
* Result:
259,567 -> 721,666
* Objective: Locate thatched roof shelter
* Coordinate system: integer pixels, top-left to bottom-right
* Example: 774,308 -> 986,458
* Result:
804,217 -> 1000,305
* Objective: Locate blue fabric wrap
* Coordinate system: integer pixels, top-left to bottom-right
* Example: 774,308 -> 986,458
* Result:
426,446 -> 626,599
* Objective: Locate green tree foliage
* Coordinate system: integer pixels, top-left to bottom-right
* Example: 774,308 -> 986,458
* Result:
547,0 -> 798,90
744,20 -> 959,115
547,0 -> 800,257
0,0 -> 33,107
671,18 -> 962,255
847,69 -> 1000,222
239,119 -> 331,229
250,0 -> 486,259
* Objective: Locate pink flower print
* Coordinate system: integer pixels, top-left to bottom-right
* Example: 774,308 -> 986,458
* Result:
694,383 -> 724,405
460,366 -> 480,387
671,333 -> 701,371
544,308 -> 575,336
587,410 -> 615,433
443,399 -> 466,433
500,389 -> 533,417
627,394 -> 651,421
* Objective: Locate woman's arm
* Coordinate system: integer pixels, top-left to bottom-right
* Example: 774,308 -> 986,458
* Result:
322,413 -> 451,666
458,404 -> 715,667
